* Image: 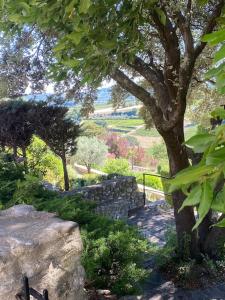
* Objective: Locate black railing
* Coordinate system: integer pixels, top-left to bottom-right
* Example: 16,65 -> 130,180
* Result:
16,276 -> 49,300
142,173 -> 171,205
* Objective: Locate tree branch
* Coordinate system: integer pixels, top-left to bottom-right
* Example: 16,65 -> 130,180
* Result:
176,11 -> 194,56
111,68 -> 164,129
194,0 -> 224,59
152,9 -> 180,69
127,56 -> 171,116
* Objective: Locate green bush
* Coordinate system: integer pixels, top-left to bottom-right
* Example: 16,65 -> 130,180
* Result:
0,154 -> 25,206
103,158 -> 130,175
7,174 -> 56,207
7,176 -> 149,296
149,143 -> 167,161
133,172 -> 163,190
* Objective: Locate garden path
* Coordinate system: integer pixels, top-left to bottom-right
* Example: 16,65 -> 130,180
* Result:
124,202 -> 225,300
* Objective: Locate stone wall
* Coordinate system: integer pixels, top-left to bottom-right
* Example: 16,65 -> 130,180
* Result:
64,176 -> 144,219
0,205 -> 87,300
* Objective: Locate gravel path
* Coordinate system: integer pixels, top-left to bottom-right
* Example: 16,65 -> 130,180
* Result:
124,201 -> 225,300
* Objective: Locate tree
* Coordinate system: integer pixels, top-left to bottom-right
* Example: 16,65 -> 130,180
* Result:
2,0 -> 224,257
82,121 -> 106,137
0,100 -> 34,169
34,102 -> 80,191
74,136 -> 108,173
129,146 -> 146,169
104,133 -> 130,158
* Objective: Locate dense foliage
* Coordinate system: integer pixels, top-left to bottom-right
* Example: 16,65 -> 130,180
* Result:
0,153 -> 24,207
103,158 -> 130,176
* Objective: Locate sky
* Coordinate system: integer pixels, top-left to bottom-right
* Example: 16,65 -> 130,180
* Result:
25,79 -> 116,95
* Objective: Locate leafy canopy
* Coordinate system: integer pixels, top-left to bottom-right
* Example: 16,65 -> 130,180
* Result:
0,0 -> 164,83
74,136 -> 108,170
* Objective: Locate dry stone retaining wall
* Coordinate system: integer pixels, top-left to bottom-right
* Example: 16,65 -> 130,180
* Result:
64,176 -> 144,219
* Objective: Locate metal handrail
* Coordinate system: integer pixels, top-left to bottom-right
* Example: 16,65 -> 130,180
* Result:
16,276 -> 49,300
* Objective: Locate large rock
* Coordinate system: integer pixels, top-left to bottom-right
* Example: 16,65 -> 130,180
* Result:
0,205 -> 87,300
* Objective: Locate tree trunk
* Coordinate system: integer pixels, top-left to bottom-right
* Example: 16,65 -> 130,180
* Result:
87,165 -> 91,173
161,120 -> 199,259
13,145 -> 17,161
21,146 -> 28,173
62,155 -> 69,191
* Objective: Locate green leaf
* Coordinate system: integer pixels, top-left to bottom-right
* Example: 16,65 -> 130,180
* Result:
67,31 -> 84,45
216,73 -> 225,90
206,147 -> 225,165
53,41 -> 66,53
155,8 -> 166,25
211,107 -> 225,119
61,59 -> 80,68
185,133 -> 215,153
212,187 -> 225,213
65,0 -> 78,14
215,218 -> 225,227
19,2 -> 30,12
169,165 -> 214,190
202,30 -> 225,46
193,181 -> 213,230
197,0 -> 208,6
205,65 -> 224,79
79,0 -> 91,14
214,44 -> 225,63
8,14 -> 23,23
178,185 -> 202,213
100,40 -> 117,49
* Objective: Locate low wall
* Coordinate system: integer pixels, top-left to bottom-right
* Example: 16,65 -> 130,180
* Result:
64,176 -> 144,219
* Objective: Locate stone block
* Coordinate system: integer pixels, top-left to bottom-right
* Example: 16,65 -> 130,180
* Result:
0,205 -> 87,300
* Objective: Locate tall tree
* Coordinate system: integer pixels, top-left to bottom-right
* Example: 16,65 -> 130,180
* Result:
2,0 -> 224,257
34,102 -> 80,191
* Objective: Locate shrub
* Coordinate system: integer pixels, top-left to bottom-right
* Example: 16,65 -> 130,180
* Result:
134,172 -> 163,190
103,158 -> 130,175
27,136 -> 65,189
150,143 -> 167,161
70,174 -> 105,188
0,154 -> 25,206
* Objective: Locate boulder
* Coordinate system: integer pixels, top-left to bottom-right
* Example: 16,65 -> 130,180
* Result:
0,205 -> 87,300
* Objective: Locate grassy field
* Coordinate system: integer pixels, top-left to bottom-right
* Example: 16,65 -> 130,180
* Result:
104,118 -> 144,127
92,118 -> 144,133
94,103 -> 112,110
135,127 -> 159,137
